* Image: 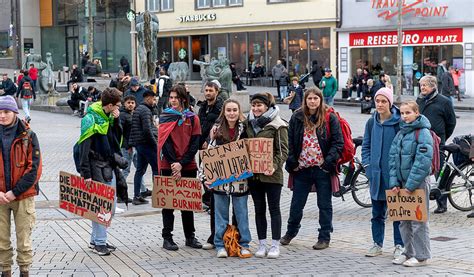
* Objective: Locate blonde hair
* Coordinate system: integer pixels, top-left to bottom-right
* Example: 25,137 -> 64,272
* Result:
367,79 -> 374,87
400,100 -> 419,113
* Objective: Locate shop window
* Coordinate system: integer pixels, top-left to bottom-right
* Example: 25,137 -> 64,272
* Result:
248,32 -> 266,76
288,29 -> 308,77
267,31 -> 287,74
56,0 -> 79,25
210,34 -> 228,60
310,28 -> 330,70
0,31 -> 13,58
148,0 -> 174,12
230,32 -> 247,74
197,0 -> 242,9
41,26 -> 67,68
173,37 -> 189,62
157,37 -> 172,62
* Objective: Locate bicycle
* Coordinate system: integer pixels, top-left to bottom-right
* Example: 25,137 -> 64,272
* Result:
333,136 -> 372,208
429,143 -> 474,211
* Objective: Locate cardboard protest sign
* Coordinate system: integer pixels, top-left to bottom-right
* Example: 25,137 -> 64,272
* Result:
386,189 -> 428,222
152,176 -> 203,212
200,139 -> 253,188
59,171 -> 115,226
245,138 -> 273,174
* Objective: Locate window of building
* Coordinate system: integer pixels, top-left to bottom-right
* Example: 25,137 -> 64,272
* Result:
310,28 -> 331,70
148,0 -> 174,12
248,32 -> 266,75
173,36 -> 189,62
197,0 -> 242,9
267,31 -> 287,74
230,32 -> 247,74
210,34 -> 228,60
57,0 -> 79,25
0,31 -> 12,58
157,37 -> 172,62
267,0 -> 303,3
288,29 -> 309,77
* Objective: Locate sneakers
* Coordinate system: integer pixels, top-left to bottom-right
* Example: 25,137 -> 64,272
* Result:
392,254 -> 408,265
434,206 -> 447,214
312,240 -> 330,250
202,242 -> 215,250
132,196 -> 149,205
366,243 -> 383,257
89,242 -> 117,252
403,257 -> 428,267
163,239 -> 179,251
267,245 -> 280,259
280,234 -> 294,245
140,189 -> 152,198
93,245 -> 111,256
216,248 -> 228,258
115,207 -> 125,214
346,97 -> 352,101
355,97 -> 361,101
393,245 -> 404,259
117,197 -> 133,204
255,244 -> 267,258
240,248 -> 252,257
185,237 -> 202,249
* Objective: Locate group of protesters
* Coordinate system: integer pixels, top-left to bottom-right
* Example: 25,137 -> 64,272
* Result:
1,67 -> 472,276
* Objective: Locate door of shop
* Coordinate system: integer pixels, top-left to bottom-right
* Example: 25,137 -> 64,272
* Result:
65,26 -> 79,68
191,35 -> 208,80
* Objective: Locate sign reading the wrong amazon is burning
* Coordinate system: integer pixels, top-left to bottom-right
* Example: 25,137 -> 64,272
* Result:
200,139 -> 253,188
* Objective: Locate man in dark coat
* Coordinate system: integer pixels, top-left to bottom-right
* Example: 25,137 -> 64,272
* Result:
198,81 -> 223,149
0,74 -> 17,96
67,64 -> 83,90
310,60 -> 323,88
67,83 -> 88,115
416,75 -> 456,214
125,78 -> 147,105
441,66 -> 456,103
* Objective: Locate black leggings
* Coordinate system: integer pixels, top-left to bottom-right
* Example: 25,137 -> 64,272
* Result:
249,181 -> 282,240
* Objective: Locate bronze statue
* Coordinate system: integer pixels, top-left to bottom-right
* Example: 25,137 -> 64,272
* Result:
136,11 -> 159,81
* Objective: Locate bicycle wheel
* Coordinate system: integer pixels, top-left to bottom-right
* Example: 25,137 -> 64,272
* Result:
351,167 -> 372,208
446,162 -> 474,212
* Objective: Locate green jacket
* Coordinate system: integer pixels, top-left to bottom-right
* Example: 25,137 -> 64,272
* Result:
244,115 -> 289,185
319,76 -> 338,98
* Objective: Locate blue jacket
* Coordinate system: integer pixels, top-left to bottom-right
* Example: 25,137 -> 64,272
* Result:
361,106 -> 401,200
288,84 -> 303,110
389,115 -> 433,192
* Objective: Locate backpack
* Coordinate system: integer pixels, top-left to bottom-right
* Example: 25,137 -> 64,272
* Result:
159,76 -> 172,98
22,81 -> 33,99
223,225 -> 252,258
415,129 -> 441,175
325,107 -> 355,169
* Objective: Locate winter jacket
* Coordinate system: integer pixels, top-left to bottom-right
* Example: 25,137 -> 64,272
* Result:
285,109 -> 344,174
124,86 -> 147,106
416,89 -> 456,144
361,106 -> 401,200
288,84 -> 303,110
389,115 -> 433,192
320,76 -> 338,98
119,107 -> 133,149
0,119 -> 42,201
311,66 -> 323,87
198,98 -> 224,148
128,102 -> 158,148
70,68 -> 84,83
16,76 -> 35,99
0,78 -> 17,96
272,64 -> 286,80
28,68 -> 38,81
441,72 -> 455,97
244,115 -> 289,185
70,86 -> 88,102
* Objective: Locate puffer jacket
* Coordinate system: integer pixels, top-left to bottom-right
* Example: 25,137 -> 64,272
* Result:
244,114 -> 289,185
389,115 -> 433,192
198,122 -> 248,196
128,102 -> 158,148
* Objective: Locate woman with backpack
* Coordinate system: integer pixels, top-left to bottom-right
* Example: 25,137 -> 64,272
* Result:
361,87 -> 405,260
280,88 -> 344,250
199,99 -> 252,258
15,70 -> 35,123
388,101 -> 433,267
244,92 -> 288,258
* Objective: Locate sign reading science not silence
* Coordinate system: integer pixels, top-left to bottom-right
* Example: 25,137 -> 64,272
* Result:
200,139 -> 253,188
59,171 -> 115,227
152,176 -> 203,212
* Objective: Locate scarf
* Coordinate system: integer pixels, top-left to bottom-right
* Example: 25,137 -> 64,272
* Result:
161,107 -> 195,126
78,102 -> 114,144
248,105 -> 279,135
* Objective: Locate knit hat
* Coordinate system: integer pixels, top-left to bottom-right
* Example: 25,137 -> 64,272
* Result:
0,95 -> 19,114
130,78 -> 140,86
211,79 -> 221,89
251,93 -> 272,107
374,87 -> 394,107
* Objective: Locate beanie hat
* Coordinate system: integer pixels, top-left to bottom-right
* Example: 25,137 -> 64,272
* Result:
374,87 -> 394,107
211,79 -> 221,89
0,95 -> 19,114
130,78 -> 140,86
251,93 -> 272,107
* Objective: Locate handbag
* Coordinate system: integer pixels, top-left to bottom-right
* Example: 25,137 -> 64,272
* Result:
283,91 -> 295,104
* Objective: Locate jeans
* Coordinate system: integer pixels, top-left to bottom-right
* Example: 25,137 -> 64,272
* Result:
324,96 -> 334,106
91,174 -> 116,246
250,182 -> 282,240
286,167 -> 333,242
20,98 -> 32,118
371,199 -> 403,247
121,148 -> 145,192
133,144 -> 158,198
280,86 -> 288,99
214,194 -> 251,249
161,169 -> 197,240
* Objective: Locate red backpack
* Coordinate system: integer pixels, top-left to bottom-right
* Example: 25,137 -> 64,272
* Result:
325,107 -> 355,170
415,129 -> 440,176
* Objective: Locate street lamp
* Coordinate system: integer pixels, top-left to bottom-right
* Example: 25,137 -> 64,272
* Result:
128,0 -> 137,75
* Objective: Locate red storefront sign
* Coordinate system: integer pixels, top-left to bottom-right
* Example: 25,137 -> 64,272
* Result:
350,28 -> 463,47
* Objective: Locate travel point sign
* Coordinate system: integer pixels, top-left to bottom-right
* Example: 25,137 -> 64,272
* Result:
371,0 -> 448,20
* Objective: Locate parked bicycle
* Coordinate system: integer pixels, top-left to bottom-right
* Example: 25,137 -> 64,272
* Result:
429,143 -> 474,211
333,136 -> 372,208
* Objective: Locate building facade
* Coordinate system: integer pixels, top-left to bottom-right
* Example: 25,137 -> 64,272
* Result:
337,0 -> 473,97
145,0 -> 338,81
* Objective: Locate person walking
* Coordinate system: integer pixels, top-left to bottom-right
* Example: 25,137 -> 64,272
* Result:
416,75 -> 456,214
15,72 -> 35,123
272,60 -> 286,100
199,99 -> 252,258
362,87 -> 404,259
389,101 -> 433,267
436,59 -> 447,88
441,66 -> 456,103
28,64 -> 38,93
118,95 -> 136,203
245,92 -> 288,258
158,85 -> 202,251
0,96 -> 42,277
77,88 -> 123,256
280,88 -> 344,250
310,60 -> 323,88
129,90 -> 158,205
319,68 -> 338,106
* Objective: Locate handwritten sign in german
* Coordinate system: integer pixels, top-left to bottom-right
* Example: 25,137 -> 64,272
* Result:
59,171 -> 115,226
386,189 -> 428,222
200,139 -> 253,188
152,176 -> 203,212
245,138 -> 273,174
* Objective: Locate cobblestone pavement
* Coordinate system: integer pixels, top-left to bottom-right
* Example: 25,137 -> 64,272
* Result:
8,106 -> 474,276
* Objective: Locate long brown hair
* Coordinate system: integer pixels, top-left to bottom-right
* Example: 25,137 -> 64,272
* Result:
302,87 -> 326,131
215,99 -> 245,143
